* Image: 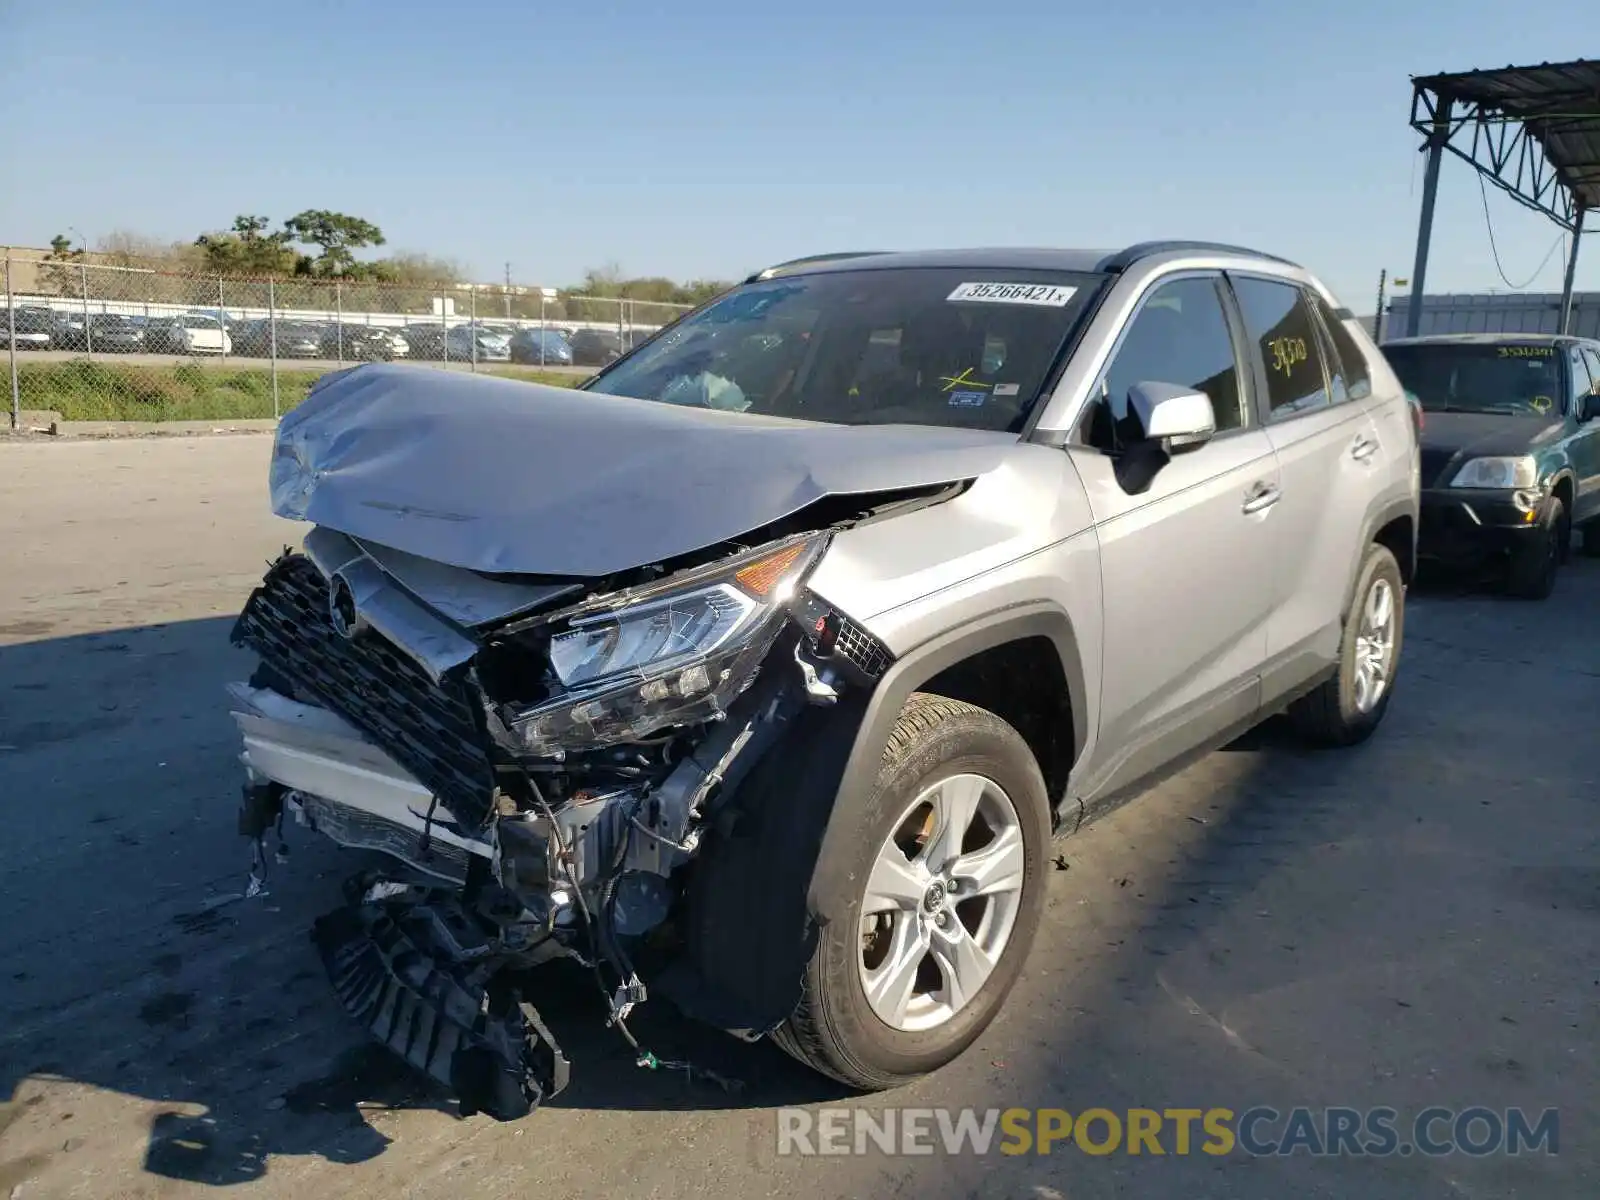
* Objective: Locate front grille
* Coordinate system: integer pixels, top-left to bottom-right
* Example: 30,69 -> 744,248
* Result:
1419,447 -> 1458,488
233,554 -> 495,829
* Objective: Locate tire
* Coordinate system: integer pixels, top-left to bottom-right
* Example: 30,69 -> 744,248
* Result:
1289,542 -> 1405,747
771,694 -> 1050,1090
1506,496 -> 1567,600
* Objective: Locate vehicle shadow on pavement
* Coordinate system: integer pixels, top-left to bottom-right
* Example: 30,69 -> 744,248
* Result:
0,616 -> 844,1190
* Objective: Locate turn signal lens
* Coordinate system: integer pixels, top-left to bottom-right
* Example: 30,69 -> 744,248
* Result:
734,542 -> 809,599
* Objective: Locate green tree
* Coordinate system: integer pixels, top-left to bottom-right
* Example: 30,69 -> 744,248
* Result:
36,233 -> 86,296
284,210 -> 386,278
194,214 -> 301,276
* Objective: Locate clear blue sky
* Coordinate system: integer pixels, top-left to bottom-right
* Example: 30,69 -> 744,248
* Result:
4,0 -> 1596,307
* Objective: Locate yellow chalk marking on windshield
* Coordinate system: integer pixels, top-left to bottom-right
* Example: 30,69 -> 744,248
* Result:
939,367 -> 990,393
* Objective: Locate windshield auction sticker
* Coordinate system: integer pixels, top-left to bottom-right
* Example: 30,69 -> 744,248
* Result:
947,282 -> 1078,306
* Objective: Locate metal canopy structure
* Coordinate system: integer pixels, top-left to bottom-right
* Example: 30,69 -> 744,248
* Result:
1406,58 -> 1600,336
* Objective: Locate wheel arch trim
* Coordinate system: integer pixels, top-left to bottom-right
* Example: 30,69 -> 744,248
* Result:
807,602 -> 1088,924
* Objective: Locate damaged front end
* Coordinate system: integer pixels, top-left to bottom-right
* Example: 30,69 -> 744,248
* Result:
228,524 -> 891,1118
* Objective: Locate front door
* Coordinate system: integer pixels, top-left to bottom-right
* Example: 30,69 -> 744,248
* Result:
1569,347 -> 1600,523
1070,273 -> 1280,805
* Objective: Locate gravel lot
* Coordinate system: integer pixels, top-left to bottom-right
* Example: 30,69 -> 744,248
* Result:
0,434 -> 1595,1199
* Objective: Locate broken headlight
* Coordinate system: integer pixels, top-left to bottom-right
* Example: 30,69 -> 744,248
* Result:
508,535 -> 826,756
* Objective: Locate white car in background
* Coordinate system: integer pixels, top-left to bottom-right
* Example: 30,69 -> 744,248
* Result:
146,313 -> 233,355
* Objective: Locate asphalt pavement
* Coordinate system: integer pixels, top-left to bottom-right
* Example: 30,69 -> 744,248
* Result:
0,434 -> 1595,1199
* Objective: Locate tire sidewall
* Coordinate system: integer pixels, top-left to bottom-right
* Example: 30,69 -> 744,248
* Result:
1337,545 -> 1406,734
1510,496 -> 1566,597
809,704 -> 1050,1082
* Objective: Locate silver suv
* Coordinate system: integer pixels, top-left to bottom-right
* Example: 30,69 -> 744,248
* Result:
230,242 -> 1419,1119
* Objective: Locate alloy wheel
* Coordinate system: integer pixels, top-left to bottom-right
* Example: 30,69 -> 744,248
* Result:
1352,577 -> 1397,713
857,773 -> 1026,1032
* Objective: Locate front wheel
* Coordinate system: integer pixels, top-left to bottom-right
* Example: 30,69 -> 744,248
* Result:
1289,542 -> 1405,746
1506,496 -> 1567,600
772,694 -> 1050,1090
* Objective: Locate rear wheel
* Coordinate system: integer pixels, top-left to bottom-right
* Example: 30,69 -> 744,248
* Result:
1289,542 -> 1404,746
772,694 -> 1050,1090
1506,496 -> 1567,600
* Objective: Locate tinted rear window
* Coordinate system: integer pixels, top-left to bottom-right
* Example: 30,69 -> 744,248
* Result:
1384,342 -> 1564,417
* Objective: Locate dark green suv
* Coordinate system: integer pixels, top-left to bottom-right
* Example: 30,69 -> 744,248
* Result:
1383,332 -> 1600,599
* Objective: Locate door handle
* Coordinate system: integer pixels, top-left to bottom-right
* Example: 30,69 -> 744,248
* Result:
1242,481 -> 1281,514
1351,433 -> 1380,462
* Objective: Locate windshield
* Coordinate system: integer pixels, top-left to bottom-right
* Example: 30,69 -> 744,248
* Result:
1385,342 -> 1566,417
585,267 -> 1103,431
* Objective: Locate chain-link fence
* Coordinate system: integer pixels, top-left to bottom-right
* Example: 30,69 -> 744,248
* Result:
3,248 -> 695,426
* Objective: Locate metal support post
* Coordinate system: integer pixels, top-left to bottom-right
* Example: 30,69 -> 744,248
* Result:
1558,207 -> 1586,335
6,255 -> 18,429
218,277 -> 227,362
81,261 -> 93,357
268,278 -> 280,418
1405,94 -> 1454,338
336,281 -> 344,365
470,287 -> 478,372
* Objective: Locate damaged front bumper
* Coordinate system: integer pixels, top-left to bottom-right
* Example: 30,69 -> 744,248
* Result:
225,529 -> 893,1119
230,681 -> 491,883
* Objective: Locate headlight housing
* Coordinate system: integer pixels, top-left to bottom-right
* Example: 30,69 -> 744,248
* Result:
505,534 -> 826,756
1449,455 -> 1537,490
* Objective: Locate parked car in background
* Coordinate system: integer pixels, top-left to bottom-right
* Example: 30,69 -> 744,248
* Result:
87,313 -> 146,353
0,307 -> 57,350
385,328 -> 410,357
1383,332 -> 1600,598
508,327 -> 573,365
446,322 -> 513,363
51,311 -> 89,351
233,319 -> 326,359
567,327 -> 623,366
320,324 -> 395,362
144,313 -> 232,355
399,324 -> 448,360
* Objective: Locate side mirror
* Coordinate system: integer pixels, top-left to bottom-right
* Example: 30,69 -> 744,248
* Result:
1584,392 -> 1600,423
1127,381 -> 1216,453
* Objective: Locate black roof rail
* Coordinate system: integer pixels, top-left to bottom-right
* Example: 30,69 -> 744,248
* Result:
744,251 -> 888,283
1094,241 -> 1297,273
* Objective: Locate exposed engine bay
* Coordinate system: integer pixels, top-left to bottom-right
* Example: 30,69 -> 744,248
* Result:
227,510 -> 908,1119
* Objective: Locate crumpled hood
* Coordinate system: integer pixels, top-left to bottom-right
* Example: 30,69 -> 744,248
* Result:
272,364 -> 1019,577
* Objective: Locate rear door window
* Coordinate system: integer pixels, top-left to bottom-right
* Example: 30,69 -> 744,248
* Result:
1230,276 -> 1332,420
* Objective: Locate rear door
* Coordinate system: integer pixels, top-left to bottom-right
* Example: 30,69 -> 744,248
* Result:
1227,274 -> 1382,699
1069,272 -> 1279,803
